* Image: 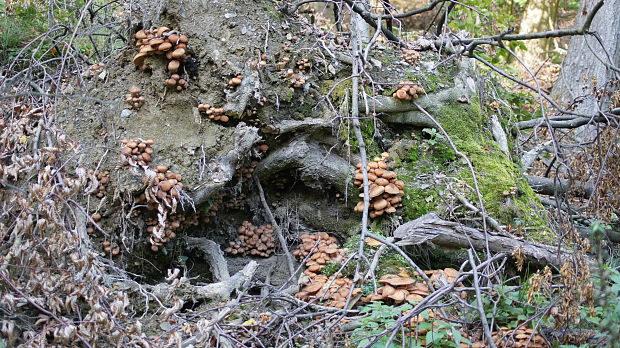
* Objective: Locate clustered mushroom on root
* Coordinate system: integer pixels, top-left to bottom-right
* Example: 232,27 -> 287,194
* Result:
164,74 -> 188,91
88,169 -> 110,198
197,104 -> 229,123
402,49 -> 420,65
363,274 -> 429,304
392,82 -> 425,101
353,152 -> 405,218
143,165 -> 184,210
295,275 -> 361,309
296,58 -> 311,72
125,86 -> 145,110
224,221 -> 276,257
120,139 -> 155,167
227,75 -> 243,89
293,233 -> 346,275
133,26 -> 191,91
286,69 -> 305,88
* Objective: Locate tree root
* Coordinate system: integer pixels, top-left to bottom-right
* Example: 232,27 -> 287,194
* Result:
191,123 -> 260,205
186,237 -> 230,282
255,136 -> 352,193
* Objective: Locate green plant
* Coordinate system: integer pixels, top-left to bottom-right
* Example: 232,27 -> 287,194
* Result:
353,302 -> 412,348
421,128 -> 444,146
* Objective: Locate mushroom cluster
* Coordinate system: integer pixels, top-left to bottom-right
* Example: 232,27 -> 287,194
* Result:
125,86 -> 145,110
202,192 -> 224,224
275,56 -> 290,69
164,74 -> 188,91
353,152 -> 404,218
223,193 -> 247,210
296,58 -> 311,72
144,212 -> 197,251
251,54 -> 268,70
88,169 -> 110,198
133,27 -> 189,72
286,69 -> 306,88
364,274 -> 429,303
490,328 -> 547,348
101,241 -> 120,256
83,62 -> 105,78
197,104 -> 229,123
224,221 -> 276,257
402,49 -> 420,65
293,232 -> 345,275
228,75 -> 243,88
296,275 -> 361,309
392,82 -> 425,101
235,160 -> 258,183
121,139 -> 155,167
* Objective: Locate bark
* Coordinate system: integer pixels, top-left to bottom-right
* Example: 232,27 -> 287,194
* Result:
394,213 -> 589,269
516,0 -> 561,69
552,0 -> 620,112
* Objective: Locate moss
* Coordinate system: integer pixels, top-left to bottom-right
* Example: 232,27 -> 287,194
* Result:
435,101 -> 550,237
402,187 -> 439,220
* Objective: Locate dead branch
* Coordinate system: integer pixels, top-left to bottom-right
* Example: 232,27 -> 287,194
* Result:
254,176 -> 296,276
185,237 -> 230,282
393,213 -> 588,269
526,176 -> 594,199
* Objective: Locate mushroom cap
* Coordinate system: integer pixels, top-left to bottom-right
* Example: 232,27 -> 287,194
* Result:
385,206 -> 397,213
406,294 -> 424,303
158,42 -> 173,51
132,52 -> 149,66
375,178 -> 389,186
129,85 -> 141,95
388,289 -> 408,302
369,185 -> 385,198
384,183 -> 400,195
156,26 -> 170,36
380,285 -> 396,296
378,274 -> 415,286
373,198 -> 388,211
171,47 -> 185,58
135,30 -> 147,39
168,60 -> 180,72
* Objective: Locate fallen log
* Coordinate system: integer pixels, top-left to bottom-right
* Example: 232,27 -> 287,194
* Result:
394,213 -> 588,269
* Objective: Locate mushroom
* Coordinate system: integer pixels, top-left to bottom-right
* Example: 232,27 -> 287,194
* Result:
168,60 -> 180,73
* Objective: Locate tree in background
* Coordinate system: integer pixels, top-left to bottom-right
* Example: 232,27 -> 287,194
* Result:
516,0 -> 561,69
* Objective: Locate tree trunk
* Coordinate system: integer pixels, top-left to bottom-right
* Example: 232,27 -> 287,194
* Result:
552,0 -> 620,112
516,0 -> 561,69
